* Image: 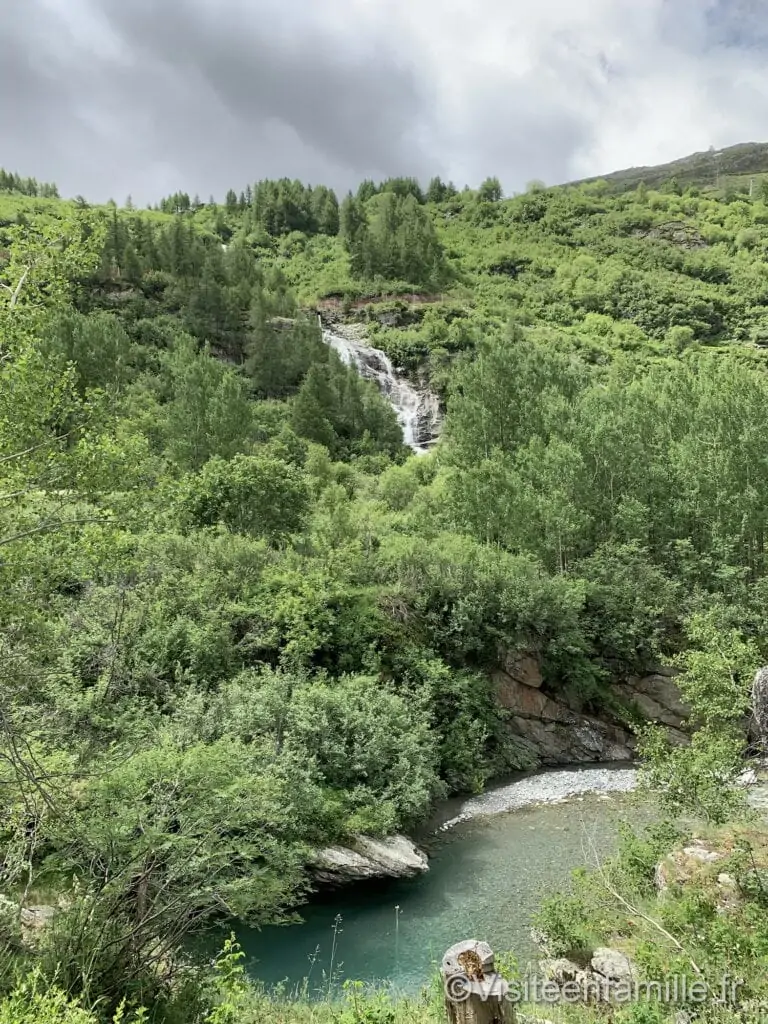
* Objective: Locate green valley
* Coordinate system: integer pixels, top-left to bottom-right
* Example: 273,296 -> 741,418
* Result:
1,146 -> 768,1023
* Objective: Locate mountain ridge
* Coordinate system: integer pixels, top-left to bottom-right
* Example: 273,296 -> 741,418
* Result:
568,140 -> 768,194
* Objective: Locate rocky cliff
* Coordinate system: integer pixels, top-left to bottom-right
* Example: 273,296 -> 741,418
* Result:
493,652 -> 688,765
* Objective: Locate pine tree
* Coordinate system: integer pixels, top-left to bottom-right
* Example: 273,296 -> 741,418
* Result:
340,194 -> 370,278
122,241 -> 142,283
357,179 -> 378,202
426,177 -> 447,203
291,364 -> 338,450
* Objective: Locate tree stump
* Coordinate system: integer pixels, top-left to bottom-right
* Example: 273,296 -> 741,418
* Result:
442,939 -> 515,1024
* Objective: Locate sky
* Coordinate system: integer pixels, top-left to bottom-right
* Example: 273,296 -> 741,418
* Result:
3,0 -> 768,205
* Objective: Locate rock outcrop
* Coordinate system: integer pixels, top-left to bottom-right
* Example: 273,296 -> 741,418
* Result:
311,834 -> 429,887
616,666 -> 689,730
494,670 -> 635,765
494,653 -> 689,765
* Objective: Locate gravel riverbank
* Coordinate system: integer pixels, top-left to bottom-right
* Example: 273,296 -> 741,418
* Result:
437,766 -> 639,831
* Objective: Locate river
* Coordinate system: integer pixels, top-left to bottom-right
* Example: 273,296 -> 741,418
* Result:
228,766 -> 644,998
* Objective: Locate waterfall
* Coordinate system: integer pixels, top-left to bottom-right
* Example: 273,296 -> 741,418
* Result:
321,325 -> 441,454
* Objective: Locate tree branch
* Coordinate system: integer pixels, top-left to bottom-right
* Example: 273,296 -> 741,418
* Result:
0,516 -> 111,548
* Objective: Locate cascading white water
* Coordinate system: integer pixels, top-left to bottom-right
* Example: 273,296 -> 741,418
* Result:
322,327 -> 440,454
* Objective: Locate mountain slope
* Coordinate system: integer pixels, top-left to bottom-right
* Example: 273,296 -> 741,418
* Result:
571,140 -> 768,194
3,152 -> 768,1020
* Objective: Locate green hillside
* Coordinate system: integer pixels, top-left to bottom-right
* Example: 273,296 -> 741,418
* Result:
571,139 -> 768,195
1,157 -> 768,1022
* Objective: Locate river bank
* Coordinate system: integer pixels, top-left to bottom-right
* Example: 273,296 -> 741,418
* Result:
431,763 -> 638,832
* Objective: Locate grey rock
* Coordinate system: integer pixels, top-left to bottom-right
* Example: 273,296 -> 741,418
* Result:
311,834 -> 428,886
541,958 -> 581,984
656,841 -> 726,892
541,949 -> 636,1005
497,649 -> 543,689
507,713 -> 635,766
616,671 -> 689,729
20,904 -> 56,930
494,673 -> 635,765
682,843 -> 722,864
591,947 -> 635,983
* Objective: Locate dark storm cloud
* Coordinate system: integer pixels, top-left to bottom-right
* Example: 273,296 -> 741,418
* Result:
96,0 -> 430,174
1,0 -> 435,203
0,5 -> 104,192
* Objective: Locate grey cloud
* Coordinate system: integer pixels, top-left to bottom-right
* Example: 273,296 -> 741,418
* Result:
3,0 -> 768,204
2,0 -> 436,203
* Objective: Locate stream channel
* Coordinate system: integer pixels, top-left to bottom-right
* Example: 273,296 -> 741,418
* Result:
226,765 -> 644,997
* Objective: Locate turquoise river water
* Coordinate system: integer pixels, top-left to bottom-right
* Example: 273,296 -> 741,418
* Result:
221,769 -> 646,997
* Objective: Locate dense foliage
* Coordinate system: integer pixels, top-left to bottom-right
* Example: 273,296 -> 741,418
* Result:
2,152 -> 768,1021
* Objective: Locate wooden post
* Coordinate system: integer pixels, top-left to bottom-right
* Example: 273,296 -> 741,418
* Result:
442,939 -> 515,1024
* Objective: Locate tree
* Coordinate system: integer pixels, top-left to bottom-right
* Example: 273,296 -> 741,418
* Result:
356,179 -> 378,202
640,611 -> 759,824
246,315 -> 326,398
340,192 -> 447,287
44,739 -> 313,1008
426,176 -> 451,203
478,176 -> 503,202
339,193 -> 370,278
162,337 -> 253,470
379,176 -> 425,203
291,358 -> 403,458
177,452 -> 310,543
43,311 -> 132,395
310,185 -> 340,235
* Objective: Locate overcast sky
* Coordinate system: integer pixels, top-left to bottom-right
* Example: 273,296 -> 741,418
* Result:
3,0 -> 768,204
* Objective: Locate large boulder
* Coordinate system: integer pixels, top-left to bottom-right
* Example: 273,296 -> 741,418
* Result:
311,834 -> 428,887
591,947 -> 635,983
